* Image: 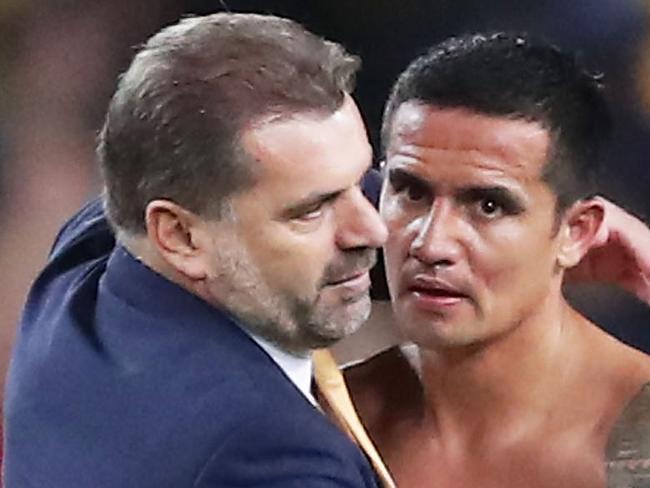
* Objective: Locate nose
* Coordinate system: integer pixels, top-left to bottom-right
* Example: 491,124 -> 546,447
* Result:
409,199 -> 463,268
336,186 -> 388,250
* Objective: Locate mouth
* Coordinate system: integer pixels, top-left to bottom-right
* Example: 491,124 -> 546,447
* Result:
327,270 -> 366,286
406,277 -> 470,309
323,270 -> 372,300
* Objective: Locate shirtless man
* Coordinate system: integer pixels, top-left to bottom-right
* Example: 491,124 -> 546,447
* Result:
345,33 -> 650,487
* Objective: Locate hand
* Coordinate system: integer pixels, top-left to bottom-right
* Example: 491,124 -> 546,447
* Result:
566,197 -> 650,305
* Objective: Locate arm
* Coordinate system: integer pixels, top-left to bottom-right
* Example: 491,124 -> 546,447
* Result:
567,197 -> 650,306
193,406 -> 379,488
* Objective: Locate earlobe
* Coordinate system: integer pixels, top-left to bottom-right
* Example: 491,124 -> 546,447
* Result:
145,200 -> 208,280
556,199 -> 605,269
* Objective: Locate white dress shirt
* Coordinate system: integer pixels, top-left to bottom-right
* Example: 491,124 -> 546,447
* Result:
249,332 -> 318,406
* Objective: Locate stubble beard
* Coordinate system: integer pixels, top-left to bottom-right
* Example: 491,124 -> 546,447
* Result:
209,246 -> 374,356
241,291 -> 371,355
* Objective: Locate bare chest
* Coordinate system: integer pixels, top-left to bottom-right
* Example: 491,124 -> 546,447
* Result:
380,427 -> 605,488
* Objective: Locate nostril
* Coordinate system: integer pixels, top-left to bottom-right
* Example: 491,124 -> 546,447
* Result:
432,259 -> 453,269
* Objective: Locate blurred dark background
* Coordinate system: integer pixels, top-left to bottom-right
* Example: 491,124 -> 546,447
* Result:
1,0 -> 649,392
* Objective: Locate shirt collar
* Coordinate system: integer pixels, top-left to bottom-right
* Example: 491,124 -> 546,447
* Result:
248,333 -> 317,406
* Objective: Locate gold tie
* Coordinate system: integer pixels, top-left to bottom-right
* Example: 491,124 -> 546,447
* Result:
312,349 -> 396,488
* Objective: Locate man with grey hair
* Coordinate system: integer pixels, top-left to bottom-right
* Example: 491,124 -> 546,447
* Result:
8,12 -> 650,488
4,13 -> 388,487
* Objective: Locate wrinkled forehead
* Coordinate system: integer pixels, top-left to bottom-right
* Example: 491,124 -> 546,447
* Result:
240,95 -> 372,189
386,101 -> 551,178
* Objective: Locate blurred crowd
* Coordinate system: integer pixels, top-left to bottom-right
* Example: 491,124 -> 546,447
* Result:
1,0 -> 650,394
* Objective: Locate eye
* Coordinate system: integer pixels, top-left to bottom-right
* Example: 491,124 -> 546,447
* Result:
463,188 -> 524,221
294,202 -> 324,222
388,173 -> 430,204
477,198 -> 502,217
403,183 -> 428,202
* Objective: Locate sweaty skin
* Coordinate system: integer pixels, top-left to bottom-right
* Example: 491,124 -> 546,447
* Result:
346,104 -> 650,488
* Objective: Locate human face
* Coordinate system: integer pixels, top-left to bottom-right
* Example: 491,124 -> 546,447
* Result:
203,96 -> 387,355
381,103 -> 564,349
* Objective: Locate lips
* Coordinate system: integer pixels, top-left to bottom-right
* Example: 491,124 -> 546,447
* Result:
407,275 -> 468,298
325,269 -> 370,287
322,250 -> 377,288
409,284 -> 467,299
404,274 -> 471,311
322,270 -> 372,302
326,269 -> 369,287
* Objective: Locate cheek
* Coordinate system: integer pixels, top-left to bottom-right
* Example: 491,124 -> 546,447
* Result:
474,224 -> 557,301
246,226 -> 337,291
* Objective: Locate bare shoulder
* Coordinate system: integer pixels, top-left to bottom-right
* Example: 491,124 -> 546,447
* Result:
583,318 -> 650,391
595,320 -> 650,486
604,332 -> 650,385
606,382 -> 650,487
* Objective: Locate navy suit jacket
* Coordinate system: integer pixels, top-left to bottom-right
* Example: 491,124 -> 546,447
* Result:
4,196 -> 380,487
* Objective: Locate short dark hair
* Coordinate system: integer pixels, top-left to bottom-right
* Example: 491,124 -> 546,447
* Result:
382,32 -> 611,211
98,13 -> 360,235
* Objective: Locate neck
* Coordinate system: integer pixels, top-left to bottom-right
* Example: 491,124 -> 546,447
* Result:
417,292 -> 583,449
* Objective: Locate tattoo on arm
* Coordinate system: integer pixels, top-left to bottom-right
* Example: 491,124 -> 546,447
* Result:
606,383 -> 650,487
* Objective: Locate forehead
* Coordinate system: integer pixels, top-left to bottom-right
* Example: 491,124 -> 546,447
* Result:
386,102 -> 550,183
242,96 -> 371,185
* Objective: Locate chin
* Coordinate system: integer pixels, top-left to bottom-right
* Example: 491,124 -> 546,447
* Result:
399,317 -> 475,351
344,295 -> 372,329
317,296 -> 372,342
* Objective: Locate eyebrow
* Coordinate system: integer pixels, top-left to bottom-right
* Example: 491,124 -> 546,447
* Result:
387,167 -> 434,194
387,167 -> 526,211
280,189 -> 343,219
279,162 -> 373,219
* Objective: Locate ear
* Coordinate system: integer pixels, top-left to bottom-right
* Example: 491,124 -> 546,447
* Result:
556,198 -> 605,269
144,200 -> 210,280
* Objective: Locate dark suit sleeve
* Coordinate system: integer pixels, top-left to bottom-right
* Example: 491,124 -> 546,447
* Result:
362,169 -> 390,301
193,409 -> 379,488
